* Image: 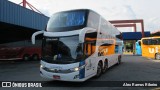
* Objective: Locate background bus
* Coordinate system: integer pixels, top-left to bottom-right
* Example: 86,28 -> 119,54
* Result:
0,40 -> 41,61
135,40 -> 142,55
141,36 -> 160,59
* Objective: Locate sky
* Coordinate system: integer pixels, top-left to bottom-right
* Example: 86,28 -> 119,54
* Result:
8,0 -> 160,33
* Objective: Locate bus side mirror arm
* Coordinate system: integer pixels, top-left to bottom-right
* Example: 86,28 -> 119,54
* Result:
79,28 -> 96,43
31,31 -> 44,44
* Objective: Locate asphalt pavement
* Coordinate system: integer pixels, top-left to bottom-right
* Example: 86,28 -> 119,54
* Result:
0,55 -> 160,90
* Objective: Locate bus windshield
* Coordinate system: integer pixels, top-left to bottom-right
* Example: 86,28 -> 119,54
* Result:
42,35 -> 84,64
47,10 -> 87,32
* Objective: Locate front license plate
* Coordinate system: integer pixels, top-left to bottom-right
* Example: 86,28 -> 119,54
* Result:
53,75 -> 60,79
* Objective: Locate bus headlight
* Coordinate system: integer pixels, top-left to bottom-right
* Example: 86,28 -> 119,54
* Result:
70,65 -> 85,72
74,67 -> 79,71
40,65 -> 44,68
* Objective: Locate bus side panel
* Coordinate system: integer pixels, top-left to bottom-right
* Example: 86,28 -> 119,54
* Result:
142,45 -> 156,58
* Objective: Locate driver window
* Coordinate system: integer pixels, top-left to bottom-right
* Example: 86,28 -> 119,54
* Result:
76,43 -> 83,59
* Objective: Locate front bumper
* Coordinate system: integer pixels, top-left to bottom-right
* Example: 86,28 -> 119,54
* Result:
40,67 -> 87,82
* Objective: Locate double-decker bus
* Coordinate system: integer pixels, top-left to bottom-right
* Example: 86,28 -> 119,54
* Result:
141,36 -> 160,60
32,9 -> 123,81
135,40 -> 142,55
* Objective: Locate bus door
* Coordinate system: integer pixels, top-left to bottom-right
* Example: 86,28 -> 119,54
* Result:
84,41 -> 96,77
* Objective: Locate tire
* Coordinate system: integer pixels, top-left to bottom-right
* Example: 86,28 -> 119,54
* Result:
117,57 -> 121,65
23,54 -> 30,61
95,62 -> 102,77
155,53 -> 160,60
32,54 -> 39,61
102,60 -> 108,73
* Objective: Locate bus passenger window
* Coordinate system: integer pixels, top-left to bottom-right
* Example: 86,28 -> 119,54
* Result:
152,39 -> 157,45
98,47 -> 105,56
157,39 -> 160,45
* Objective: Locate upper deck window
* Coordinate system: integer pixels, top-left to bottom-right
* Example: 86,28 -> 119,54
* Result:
47,10 -> 88,32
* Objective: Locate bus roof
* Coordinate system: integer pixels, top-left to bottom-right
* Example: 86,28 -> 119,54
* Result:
141,36 -> 160,40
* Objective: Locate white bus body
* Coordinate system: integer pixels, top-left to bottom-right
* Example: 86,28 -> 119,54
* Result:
32,9 -> 122,82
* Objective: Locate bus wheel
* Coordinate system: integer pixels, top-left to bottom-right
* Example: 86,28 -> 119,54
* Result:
32,54 -> 39,61
155,53 -> 160,60
117,57 -> 121,65
23,54 -> 30,61
102,60 -> 108,73
95,62 -> 102,77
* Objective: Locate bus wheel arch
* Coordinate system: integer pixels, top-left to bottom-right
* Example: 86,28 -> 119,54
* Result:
102,59 -> 108,73
23,54 -> 30,61
95,60 -> 103,77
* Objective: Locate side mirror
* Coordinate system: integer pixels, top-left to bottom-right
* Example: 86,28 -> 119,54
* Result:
31,31 -> 44,44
